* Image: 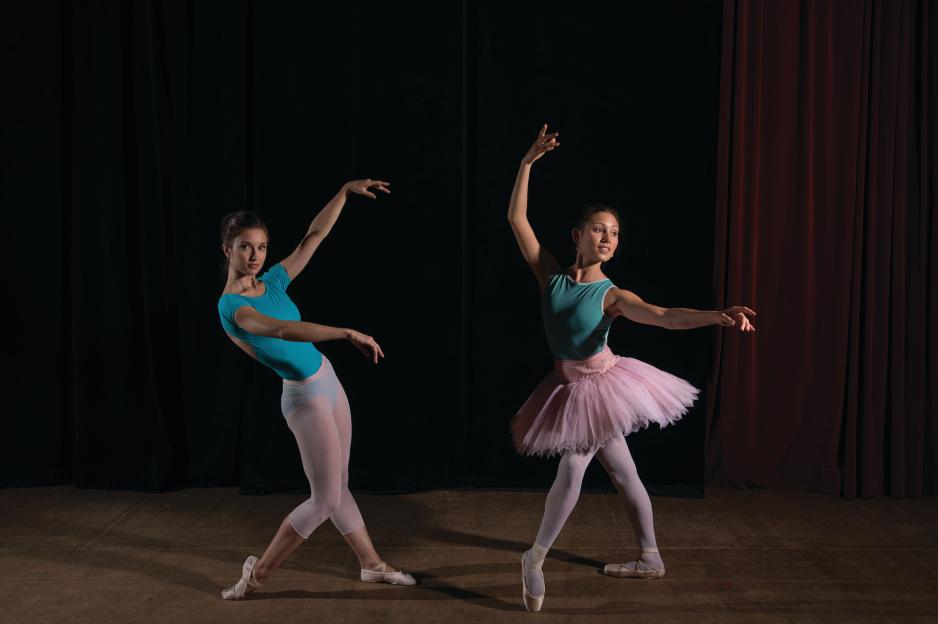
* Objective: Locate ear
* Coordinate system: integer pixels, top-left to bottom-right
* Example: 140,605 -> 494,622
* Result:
571,228 -> 581,245
221,244 -> 230,259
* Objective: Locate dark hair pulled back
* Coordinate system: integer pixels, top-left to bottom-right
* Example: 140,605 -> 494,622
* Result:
219,211 -> 268,273
575,204 -> 621,230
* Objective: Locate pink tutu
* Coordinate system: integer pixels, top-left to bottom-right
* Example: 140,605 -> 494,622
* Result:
510,347 -> 699,457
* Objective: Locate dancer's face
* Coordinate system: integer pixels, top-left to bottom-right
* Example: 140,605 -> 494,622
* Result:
573,212 -> 619,264
225,228 -> 268,277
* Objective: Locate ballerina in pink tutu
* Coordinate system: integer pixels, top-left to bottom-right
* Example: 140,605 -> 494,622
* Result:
508,124 -> 756,612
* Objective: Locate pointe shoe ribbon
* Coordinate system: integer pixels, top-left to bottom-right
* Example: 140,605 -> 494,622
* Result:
603,547 -> 666,579
521,551 -> 545,612
360,563 -> 417,586
221,555 -> 263,600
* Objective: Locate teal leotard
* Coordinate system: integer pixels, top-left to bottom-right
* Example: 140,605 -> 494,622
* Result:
541,272 -> 616,360
218,263 -> 323,380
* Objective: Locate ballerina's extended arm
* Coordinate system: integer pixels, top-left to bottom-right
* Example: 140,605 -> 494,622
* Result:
279,178 -> 391,280
508,124 -> 562,291
605,289 -> 757,332
233,306 -> 386,364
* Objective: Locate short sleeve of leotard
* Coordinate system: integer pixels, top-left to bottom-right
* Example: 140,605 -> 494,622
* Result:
260,263 -> 291,293
217,295 -> 254,336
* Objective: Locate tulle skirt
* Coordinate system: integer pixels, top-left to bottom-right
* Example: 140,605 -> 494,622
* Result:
510,346 -> 699,457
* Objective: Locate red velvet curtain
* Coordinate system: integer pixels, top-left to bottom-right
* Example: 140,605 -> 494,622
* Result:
708,0 -> 937,497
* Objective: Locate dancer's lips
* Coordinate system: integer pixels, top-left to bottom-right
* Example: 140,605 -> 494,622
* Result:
598,246 -> 610,253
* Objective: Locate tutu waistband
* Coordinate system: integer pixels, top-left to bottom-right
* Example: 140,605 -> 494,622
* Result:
554,346 -> 618,383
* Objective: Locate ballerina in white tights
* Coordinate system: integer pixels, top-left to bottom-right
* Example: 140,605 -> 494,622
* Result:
216,180 -> 416,600
507,125 -> 756,611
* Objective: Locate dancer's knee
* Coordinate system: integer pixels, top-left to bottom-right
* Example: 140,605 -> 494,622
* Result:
290,488 -> 342,536
561,452 -> 592,477
554,453 -> 591,491
318,488 -> 343,518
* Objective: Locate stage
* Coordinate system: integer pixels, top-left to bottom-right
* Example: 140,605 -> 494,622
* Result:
3,487 -> 936,623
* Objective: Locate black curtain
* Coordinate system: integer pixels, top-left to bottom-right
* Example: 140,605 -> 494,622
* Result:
3,1 -> 722,493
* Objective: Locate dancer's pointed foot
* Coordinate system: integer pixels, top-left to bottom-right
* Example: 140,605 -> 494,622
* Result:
360,561 -> 417,586
603,546 -> 666,579
522,549 -> 546,612
221,555 -> 263,600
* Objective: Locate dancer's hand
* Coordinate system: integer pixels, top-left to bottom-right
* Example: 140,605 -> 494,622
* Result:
718,306 -> 757,332
347,329 -> 386,363
521,124 -> 559,165
345,179 -> 391,199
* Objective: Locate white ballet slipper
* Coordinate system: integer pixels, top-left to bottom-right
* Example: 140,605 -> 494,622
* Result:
221,555 -> 263,600
603,547 -> 666,579
360,563 -> 417,586
521,550 -> 545,612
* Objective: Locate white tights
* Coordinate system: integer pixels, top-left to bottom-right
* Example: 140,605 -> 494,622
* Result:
535,434 -> 658,551
280,358 -> 365,538
523,434 -> 661,596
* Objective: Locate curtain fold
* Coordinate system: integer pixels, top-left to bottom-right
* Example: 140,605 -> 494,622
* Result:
709,0 -> 937,497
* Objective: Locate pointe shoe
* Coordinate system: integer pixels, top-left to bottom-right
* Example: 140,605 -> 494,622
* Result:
603,547 -> 666,579
221,555 -> 263,600
360,562 -> 417,586
521,551 -> 545,612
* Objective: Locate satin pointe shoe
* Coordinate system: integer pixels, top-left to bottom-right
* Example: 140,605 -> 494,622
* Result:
603,546 -> 665,579
521,550 -> 545,612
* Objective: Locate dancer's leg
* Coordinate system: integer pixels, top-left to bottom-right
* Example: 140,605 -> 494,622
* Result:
253,395 -> 344,581
534,450 -> 597,549
522,449 -> 597,605
596,434 -> 664,572
251,518 -> 305,582
328,382 -> 380,568
329,380 -> 414,584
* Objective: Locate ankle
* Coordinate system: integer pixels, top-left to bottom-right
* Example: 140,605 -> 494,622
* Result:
360,558 -> 384,571
527,542 -> 549,563
252,559 -> 270,582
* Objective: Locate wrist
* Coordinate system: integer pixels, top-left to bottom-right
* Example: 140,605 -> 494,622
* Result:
342,328 -> 354,340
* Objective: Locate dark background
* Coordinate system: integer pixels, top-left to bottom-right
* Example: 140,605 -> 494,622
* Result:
2,1 -> 722,494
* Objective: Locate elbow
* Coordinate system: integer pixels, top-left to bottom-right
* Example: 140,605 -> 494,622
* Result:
660,310 -> 678,330
304,231 -> 325,246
